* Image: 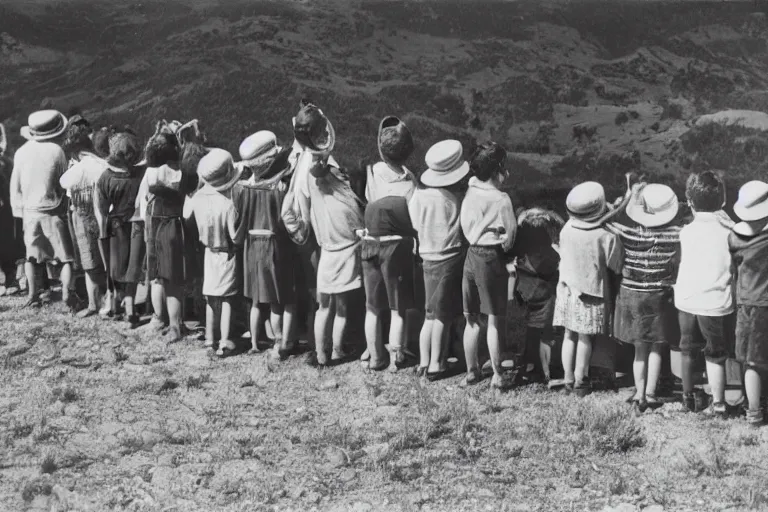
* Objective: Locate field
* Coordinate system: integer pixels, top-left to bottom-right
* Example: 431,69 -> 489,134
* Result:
3,0 -> 768,510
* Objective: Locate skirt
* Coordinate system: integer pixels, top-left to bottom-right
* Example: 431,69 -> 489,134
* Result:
244,232 -> 297,304
735,305 -> 768,371
202,248 -> 239,297
422,251 -> 465,322
146,216 -> 185,285
108,219 -> 145,284
72,209 -> 103,271
613,286 -> 679,345
23,211 -> 75,264
552,282 -> 606,335
317,244 -> 362,295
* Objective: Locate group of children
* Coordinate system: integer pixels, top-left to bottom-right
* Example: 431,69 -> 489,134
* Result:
4,101 -> 768,426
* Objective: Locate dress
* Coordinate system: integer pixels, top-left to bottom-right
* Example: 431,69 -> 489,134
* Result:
232,180 -> 297,304
96,167 -> 145,283
146,188 -> 186,285
0,156 -> 24,268
60,153 -> 109,271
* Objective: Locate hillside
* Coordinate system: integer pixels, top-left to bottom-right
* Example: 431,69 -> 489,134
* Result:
2,0 -> 768,206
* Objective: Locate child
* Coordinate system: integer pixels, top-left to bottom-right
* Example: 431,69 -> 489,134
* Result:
408,139 -> 470,380
185,149 -> 241,356
459,142 -> 516,388
0,123 -> 24,296
608,183 -> 681,414
282,105 -> 365,367
358,116 -> 419,371
554,181 -> 623,396
675,171 -> 735,415
729,180 -> 768,427
94,131 -> 146,324
512,207 -> 565,383
232,131 -> 298,359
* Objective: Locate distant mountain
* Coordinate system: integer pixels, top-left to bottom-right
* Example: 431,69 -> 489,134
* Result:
2,0 -> 768,207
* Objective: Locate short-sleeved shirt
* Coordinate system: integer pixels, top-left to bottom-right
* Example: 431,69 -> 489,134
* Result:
408,186 -> 466,262
96,167 -> 144,237
10,140 -> 68,217
60,152 -> 110,214
186,184 -> 238,251
729,228 -> 768,307
460,177 -> 516,251
364,196 -> 416,238
558,220 -> 623,299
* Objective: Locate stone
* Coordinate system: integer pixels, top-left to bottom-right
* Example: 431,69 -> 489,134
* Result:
363,442 -> 390,460
325,446 -> 347,468
64,404 -> 82,417
352,502 -> 373,512
601,505 -> 639,512
477,488 -> 496,498
318,379 -> 338,391
339,469 -> 357,482
643,506 -> 665,512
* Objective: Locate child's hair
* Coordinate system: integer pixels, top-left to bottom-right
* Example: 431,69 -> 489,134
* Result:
181,142 -> 207,194
470,141 -> 507,182
517,207 -> 565,246
685,171 -> 724,212
144,133 -> 180,167
62,123 -> 95,159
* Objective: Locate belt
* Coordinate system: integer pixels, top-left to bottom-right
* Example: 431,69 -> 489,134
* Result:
356,228 -> 406,242
249,229 -> 275,237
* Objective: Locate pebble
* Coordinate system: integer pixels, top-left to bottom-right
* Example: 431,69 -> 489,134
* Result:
601,504 -> 639,512
318,379 -> 338,391
352,502 -> 373,512
64,404 -> 81,417
643,506 -> 665,512
325,446 -> 347,468
339,469 -> 357,482
477,488 -> 496,498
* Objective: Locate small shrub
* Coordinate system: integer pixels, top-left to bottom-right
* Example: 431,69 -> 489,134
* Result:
156,379 -> 179,394
11,422 -> 33,439
52,386 -> 79,403
21,479 -> 52,503
568,401 -> 644,454
186,373 -> 211,389
40,453 -> 57,474
681,440 -> 730,477
615,112 -> 630,125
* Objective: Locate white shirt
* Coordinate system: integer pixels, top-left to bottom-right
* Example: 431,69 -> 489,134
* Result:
459,177 -> 516,251
674,210 -> 734,316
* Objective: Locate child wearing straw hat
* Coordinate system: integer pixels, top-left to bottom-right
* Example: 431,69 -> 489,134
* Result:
185,149 -> 241,357
232,130 -> 298,359
675,171 -> 735,415
607,183 -> 682,414
554,181 -> 624,396
729,180 -> 768,427
459,141 -> 516,388
409,139 -> 471,381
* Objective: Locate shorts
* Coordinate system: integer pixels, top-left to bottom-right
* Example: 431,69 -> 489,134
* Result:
679,311 -> 734,364
316,244 -> 362,295
525,295 -> 557,330
23,212 -> 75,264
613,286 -> 679,346
735,305 -> 768,371
462,246 -> 508,316
362,237 -> 416,314
422,250 -> 465,322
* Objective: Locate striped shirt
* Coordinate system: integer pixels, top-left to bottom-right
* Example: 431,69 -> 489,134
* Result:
606,220 -> 681,291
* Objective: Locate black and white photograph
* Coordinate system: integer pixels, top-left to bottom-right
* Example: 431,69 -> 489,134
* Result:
1,0 -> 768,510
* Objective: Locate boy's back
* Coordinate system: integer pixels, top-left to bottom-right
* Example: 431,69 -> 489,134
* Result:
729,229 -> 768,307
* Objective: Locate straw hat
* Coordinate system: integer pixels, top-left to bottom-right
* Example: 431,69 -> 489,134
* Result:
733,181 -> 768,236
197,148 -> 240,192
21,110 -> 68,141
420,140 -> 470,188
378,116 -> 414,169
239,130 -> 281,162
626,183 -> 679,228
566,181 -> 609,229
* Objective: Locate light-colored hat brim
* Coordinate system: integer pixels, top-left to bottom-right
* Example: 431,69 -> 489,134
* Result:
209,165 -> 242,192
734,201 -> 768,223
420,160 -> 470,188
626,200 -> 679,228
20,113 -> 68,141
733,220 -> 768,237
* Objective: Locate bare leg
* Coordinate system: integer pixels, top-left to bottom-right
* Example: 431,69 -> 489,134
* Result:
561,328 -> 577,384
419,319 -> 433,371
84,270 -> 100,311
331,295 -> 348,360
428,319 -> 447,373
249,304 -> 262,352
574,334 -> 593,386
706,360 -> 727,405
487,314 -> 503,377
283,303 -> 297,345
59,263 -> 72,303
365,308 -> 385,367
645,344 -> 663,397
314,303 -> 331,365
633,343 -> 649,401
166,283 -> 183,332
151,280 -> 165,322
745,367 -> 762,412
24,261 -> 37,303
205,301 -> 215,346
220,298 -> 232,343
388,309 -> 406,369
463,314 -> 481,377
540,342 -> 552,381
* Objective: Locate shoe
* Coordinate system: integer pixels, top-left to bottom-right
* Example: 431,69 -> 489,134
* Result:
632,398 -> 648,417
394,349 -> 415,370
367,359 -> 388,372
204,339 -> 215,348
125,314 -> 140,329
645,394 -> 664,410
22,297 -> 42,308
459,370 -> 482,387
564,381 -> 575,394
682,392 -> 697,412
415,366 -> 427,378
427,366 -> 463,382
142,316 -> 166,332
216,339 -> 237,358
573,381 -> 592,397
747,408 -> 764,427
360,349 -> 370,362
490,373 -> 511,390
163,326 -> 183,343
76,308 -> 98,319
3,283 -> 20,296
694,389 -> 709,412
703,401 -> 728,418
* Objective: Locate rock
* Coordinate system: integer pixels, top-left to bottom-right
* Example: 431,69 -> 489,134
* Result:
477,488 -> 496,499
47,401 -> 65,416
339,469 -> 357,482
352,502 -> 373,512
643,506 -> 665,512
318,379 -> 338,391
157,453 -> 176,467
601,505 -> 639,512
325,446 -> 347,468
64,404 -> 81,417
363,442 -> 390,460
306,491 -> 322,504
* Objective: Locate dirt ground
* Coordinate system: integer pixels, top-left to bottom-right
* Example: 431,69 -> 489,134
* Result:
1,289 -> 768,512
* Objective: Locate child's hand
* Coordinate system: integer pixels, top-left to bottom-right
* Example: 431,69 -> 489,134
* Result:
551,243 -> 560,255
505,261 -> 517,275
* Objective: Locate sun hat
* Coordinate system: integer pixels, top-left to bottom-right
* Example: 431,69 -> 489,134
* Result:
20,110 -> 68,141
732,181 -> 768,236
293,103 -> 335,155
566,181 -> 609,229
625,183 -> 680,228
239,130 -> 281,162
420,140 -> 470,188
197,148 -> 240,192
378,116 -> 414,168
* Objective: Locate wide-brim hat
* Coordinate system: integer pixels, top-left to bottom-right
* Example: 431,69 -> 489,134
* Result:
378,116 -> 414,169
239,130 -> 281,162
293,104 -> 335,155
734,180 -> 768,221
241,147 -> 292,184
420,139 -> 470,188
21,110 -> 68,141
198,148 -> 240,192
625,183 -> 679,228
566,181 -> 609,229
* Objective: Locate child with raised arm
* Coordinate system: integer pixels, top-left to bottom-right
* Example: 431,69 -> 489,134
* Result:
459,142 -> 515,388
554,181 -> 623,396
675,171 -> 735,415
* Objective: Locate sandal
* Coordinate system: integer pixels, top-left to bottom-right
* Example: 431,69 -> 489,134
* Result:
76,308 -> 98,319
22,297 -> 42,309
632,398 -> 648,417
368,359 -> 389,372
415,366 -> 427,378
645,394 -> 664,410
427,365 -> 463,382
703,401 -> 728,418
459,370 -> 483,387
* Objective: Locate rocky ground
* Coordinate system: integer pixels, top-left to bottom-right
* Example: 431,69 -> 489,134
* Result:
1,290 -> 768,511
